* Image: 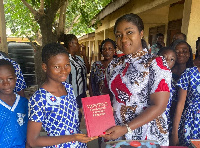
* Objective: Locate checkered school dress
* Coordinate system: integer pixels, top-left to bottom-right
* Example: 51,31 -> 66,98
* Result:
28,82 -> 87,148
177,66 -> 200,147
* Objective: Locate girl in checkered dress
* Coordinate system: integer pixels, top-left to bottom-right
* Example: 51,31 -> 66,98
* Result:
26,43 -> 97,148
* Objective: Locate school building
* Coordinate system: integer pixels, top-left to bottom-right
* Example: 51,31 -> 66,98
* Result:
78,0 -> 200,64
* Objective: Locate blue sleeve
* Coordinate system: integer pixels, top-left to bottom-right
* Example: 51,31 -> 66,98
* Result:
28,91 -> 45,122
177,68 -> 190,90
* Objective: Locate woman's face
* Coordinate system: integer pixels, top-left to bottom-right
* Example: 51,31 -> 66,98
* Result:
175,43 -> 190,64
71,38 -> 81,54
102,41 -> 115,60
115,20 -> 143,55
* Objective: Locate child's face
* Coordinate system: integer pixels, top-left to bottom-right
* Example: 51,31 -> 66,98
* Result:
43,53 -> 71,83
0,65 -> 16,95
162,50 -> 176,69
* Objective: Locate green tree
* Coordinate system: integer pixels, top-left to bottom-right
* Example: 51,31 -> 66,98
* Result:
4,0 -> 111,86
4,0 -> 112,45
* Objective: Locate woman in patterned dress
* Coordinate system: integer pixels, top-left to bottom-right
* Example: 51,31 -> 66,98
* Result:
101,13 -> 172,146
89,38 -> 116,97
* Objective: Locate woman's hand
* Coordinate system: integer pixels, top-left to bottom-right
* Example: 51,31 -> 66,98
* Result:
100,125 -> 127,140
74,134 -> 98,143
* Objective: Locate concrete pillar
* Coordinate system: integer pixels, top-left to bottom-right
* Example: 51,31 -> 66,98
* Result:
182,0 -> 200,53
0,0 -> 8,53
104,29 -> 109,39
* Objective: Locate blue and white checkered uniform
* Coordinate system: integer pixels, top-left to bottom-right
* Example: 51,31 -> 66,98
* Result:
0,94 -> 28,148
0,53 -> 27,92
28,82 -> 87,148
177,67 -> 200,146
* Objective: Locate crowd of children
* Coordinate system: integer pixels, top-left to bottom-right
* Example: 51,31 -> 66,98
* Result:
0,13 -> 200,148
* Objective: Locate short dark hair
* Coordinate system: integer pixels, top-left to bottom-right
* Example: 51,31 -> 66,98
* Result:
100,38 -> 116,54
60,34 -> 77,49
174,32 -> 187,41
0,59 -> 15,74
157,33 -> 164,38
195,37 -> 200,58
196,37 -> 200,49
42,43 -> 69,64
157,46 -> 176,57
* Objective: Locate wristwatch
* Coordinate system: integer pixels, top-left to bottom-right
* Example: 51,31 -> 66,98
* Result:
125,124 -> 132,134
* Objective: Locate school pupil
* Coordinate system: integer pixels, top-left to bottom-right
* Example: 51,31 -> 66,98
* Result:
26,43 -> 96,148
171,59 -> 200,146
157,47 -> 177,69
0,59 -> 28,147
0,52 -> 27,97
101,13 -> 171,146
157,47 -> 177,138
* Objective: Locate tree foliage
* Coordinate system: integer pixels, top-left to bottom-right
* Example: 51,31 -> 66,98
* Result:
4,0 -> 112,44
4,0 -> 112,86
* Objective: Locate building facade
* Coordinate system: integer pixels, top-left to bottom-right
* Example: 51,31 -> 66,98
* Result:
79,0 -> 200,63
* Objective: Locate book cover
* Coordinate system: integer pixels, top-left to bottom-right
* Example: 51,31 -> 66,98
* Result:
81,94 -> 115,137
190,139 -> 200,148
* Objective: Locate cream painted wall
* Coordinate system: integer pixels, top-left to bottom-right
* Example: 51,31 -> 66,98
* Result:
140,6 -> 169,45
168,2 -> 184,21
182,0 -> 200,53
94,0 -> 177,52
0,0 -> 8,53
89,0 -> 199,60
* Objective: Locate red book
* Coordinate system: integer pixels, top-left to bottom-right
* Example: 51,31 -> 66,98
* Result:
190,139 -> 200,148
81,94 -> 115,137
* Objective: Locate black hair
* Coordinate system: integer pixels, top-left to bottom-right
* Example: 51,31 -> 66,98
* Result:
114,13 -> 147,49
195,37 -> 200,58
42,43 -> 69,64
59,34 -> 77,49
0,59 -> 15,74
196,37 -> 200,49
174,32 -> 187,41
100,38 -> 117,54
156,42 -> 164,49
157,46 -> 176,57
156,33 -> 164,38
171,39 -> 193,68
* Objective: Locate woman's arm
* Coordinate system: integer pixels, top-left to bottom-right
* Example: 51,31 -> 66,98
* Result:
171,88 -> 187,146
101,91 -> 170,140
26,121 -> 95,147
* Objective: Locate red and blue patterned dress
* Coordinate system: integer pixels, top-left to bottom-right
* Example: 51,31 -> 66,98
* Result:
106,48 -> 171,146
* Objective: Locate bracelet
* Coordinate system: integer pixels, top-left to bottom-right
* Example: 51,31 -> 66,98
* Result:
125,124 -> 132,134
